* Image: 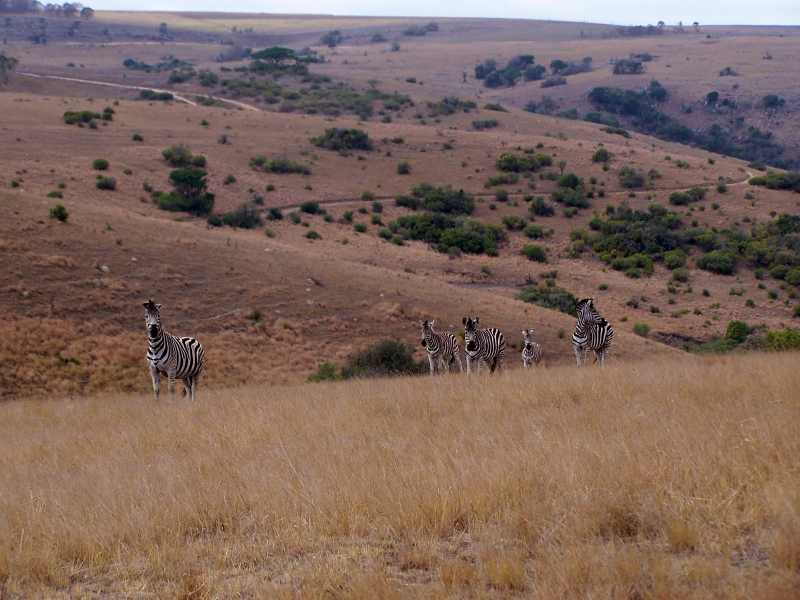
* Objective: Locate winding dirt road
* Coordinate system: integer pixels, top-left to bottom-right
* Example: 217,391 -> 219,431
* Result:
17,71 -> 261,111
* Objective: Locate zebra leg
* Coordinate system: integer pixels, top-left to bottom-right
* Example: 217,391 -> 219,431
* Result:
427,354 -> 436,376
466,355 -> 472,375
149,364 -> 161,400
455,353 -> 464,373
168,373 -> 177,399
573,345 -> 582,367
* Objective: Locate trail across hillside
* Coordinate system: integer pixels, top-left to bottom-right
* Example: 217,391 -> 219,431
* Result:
17,72 -> 261,111
277,170 -> 755,212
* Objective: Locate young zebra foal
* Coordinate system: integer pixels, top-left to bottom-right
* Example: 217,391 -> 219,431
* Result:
143,299 -> 205,400
420,319 -> 463,375
462,316 -> 505,375
521,329 -> 543,368
572,297 -> 615,367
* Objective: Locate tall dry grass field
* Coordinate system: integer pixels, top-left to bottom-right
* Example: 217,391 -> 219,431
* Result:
1,354 -> 798,597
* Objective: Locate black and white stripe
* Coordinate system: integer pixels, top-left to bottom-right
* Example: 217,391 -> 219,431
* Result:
521,329 -> 543,368
462,316 -> 505,375
143,299 -> 205,400
572,298 -> 614,366
420,319 -> 463,375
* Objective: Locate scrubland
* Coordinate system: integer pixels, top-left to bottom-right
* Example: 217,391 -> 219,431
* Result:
1,352 -> 798,597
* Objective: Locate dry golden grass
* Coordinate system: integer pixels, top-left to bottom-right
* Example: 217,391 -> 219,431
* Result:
1,352 -> 798,597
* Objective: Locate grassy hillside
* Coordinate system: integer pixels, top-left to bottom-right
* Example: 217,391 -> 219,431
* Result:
1,352 -> 798,596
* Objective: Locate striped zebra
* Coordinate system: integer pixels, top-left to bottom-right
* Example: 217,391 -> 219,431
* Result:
572,298 -> 614,367
420,319 -> 463,375
521,329 -> 543,368
462,316 -> 505,375
143,299 -> 205,400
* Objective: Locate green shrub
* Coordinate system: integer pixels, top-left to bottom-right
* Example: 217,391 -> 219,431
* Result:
162,145 -> 202,168
522,244 -> 547,262
46,190 -> 63,198
551,187 -> 589,209
250,156 -> 310,175
496,153 -> 552,173
312,128 -> 373,151
484,173 -> 518,187
783,268 -> 800,286
139,89 -> 173,101
502,215 -> 526,231
518,284 -> 577,314
49,204 -> 69,222
92,158 -> 109,171
748,171 -> 800,192
267,207 -> 283,220
307,362 -> 340,382
341,340 -> 425,378
530,197 -> 555,217
399,183 -> 474,215
524,224 -> 544,239
472,119 -> 499,130
63,110 -> 101,125
633,323 -> 650,337
300,201 -> 322,214
397,161 -> 411,175
663,249 -> 687,269
669,187 -> 707,206
672,268 -> 690,283
223,174 -> 236,185
354,223 -> 367,233
156,168 -> 214,215
96,176 -> 116,191
220,203 -> 262,228
305,230 -> 321,240
592,147 -> 610,163
764,329 -> 800,351
495,190 -> 509,202
389,213 -> 504,256
618,166 -> 645,189
697,250 -> 737,275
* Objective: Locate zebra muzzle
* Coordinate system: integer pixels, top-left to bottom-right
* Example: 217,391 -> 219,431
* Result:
421,340 -> 427,347
466,341 -> 477,352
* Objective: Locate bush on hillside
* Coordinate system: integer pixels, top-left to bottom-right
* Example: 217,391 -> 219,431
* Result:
311,128 -> 373,152
341,340 -> 425,378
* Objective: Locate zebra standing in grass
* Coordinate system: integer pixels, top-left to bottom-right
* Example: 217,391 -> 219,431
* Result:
420,319 -> 463,375
521,329 -> 543,368
462,316 -> 505,375
143,299 -> 205,400
572,298 -> 614,367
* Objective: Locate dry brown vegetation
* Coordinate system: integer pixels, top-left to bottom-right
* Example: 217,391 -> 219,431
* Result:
1,352 -> 798,597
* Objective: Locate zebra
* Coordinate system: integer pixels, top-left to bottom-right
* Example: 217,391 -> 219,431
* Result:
521,329 -> 543,368
420,319 -> 463,375
572,297 -> 614,367
462,316 -> 505,375
143,299 -> 205,400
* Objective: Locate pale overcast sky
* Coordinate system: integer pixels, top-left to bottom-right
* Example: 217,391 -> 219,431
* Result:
90,0 -> 800,26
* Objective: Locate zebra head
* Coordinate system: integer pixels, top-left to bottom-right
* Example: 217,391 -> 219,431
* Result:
420,319 -> 435,347
521,329 -> 535,351
576,298 -> 601,323
143,299 -> 163,338
463,316 -> 479,352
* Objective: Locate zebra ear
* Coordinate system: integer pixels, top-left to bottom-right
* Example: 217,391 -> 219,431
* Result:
430,319 -> 436,327
462,317 -> 467,325
156,304 -> 162,310
475,316 -> 480,325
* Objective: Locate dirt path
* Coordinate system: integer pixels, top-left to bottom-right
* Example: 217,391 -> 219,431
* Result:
17,72 -> 262,112
277,171 -> 755,212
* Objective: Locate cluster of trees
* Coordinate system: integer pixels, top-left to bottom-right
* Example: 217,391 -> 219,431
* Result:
0,1 -> 93,17
403,21 -> 438,36
612,58 -> 645,75
474,55 -> 591,88
588,83 -> 791,168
